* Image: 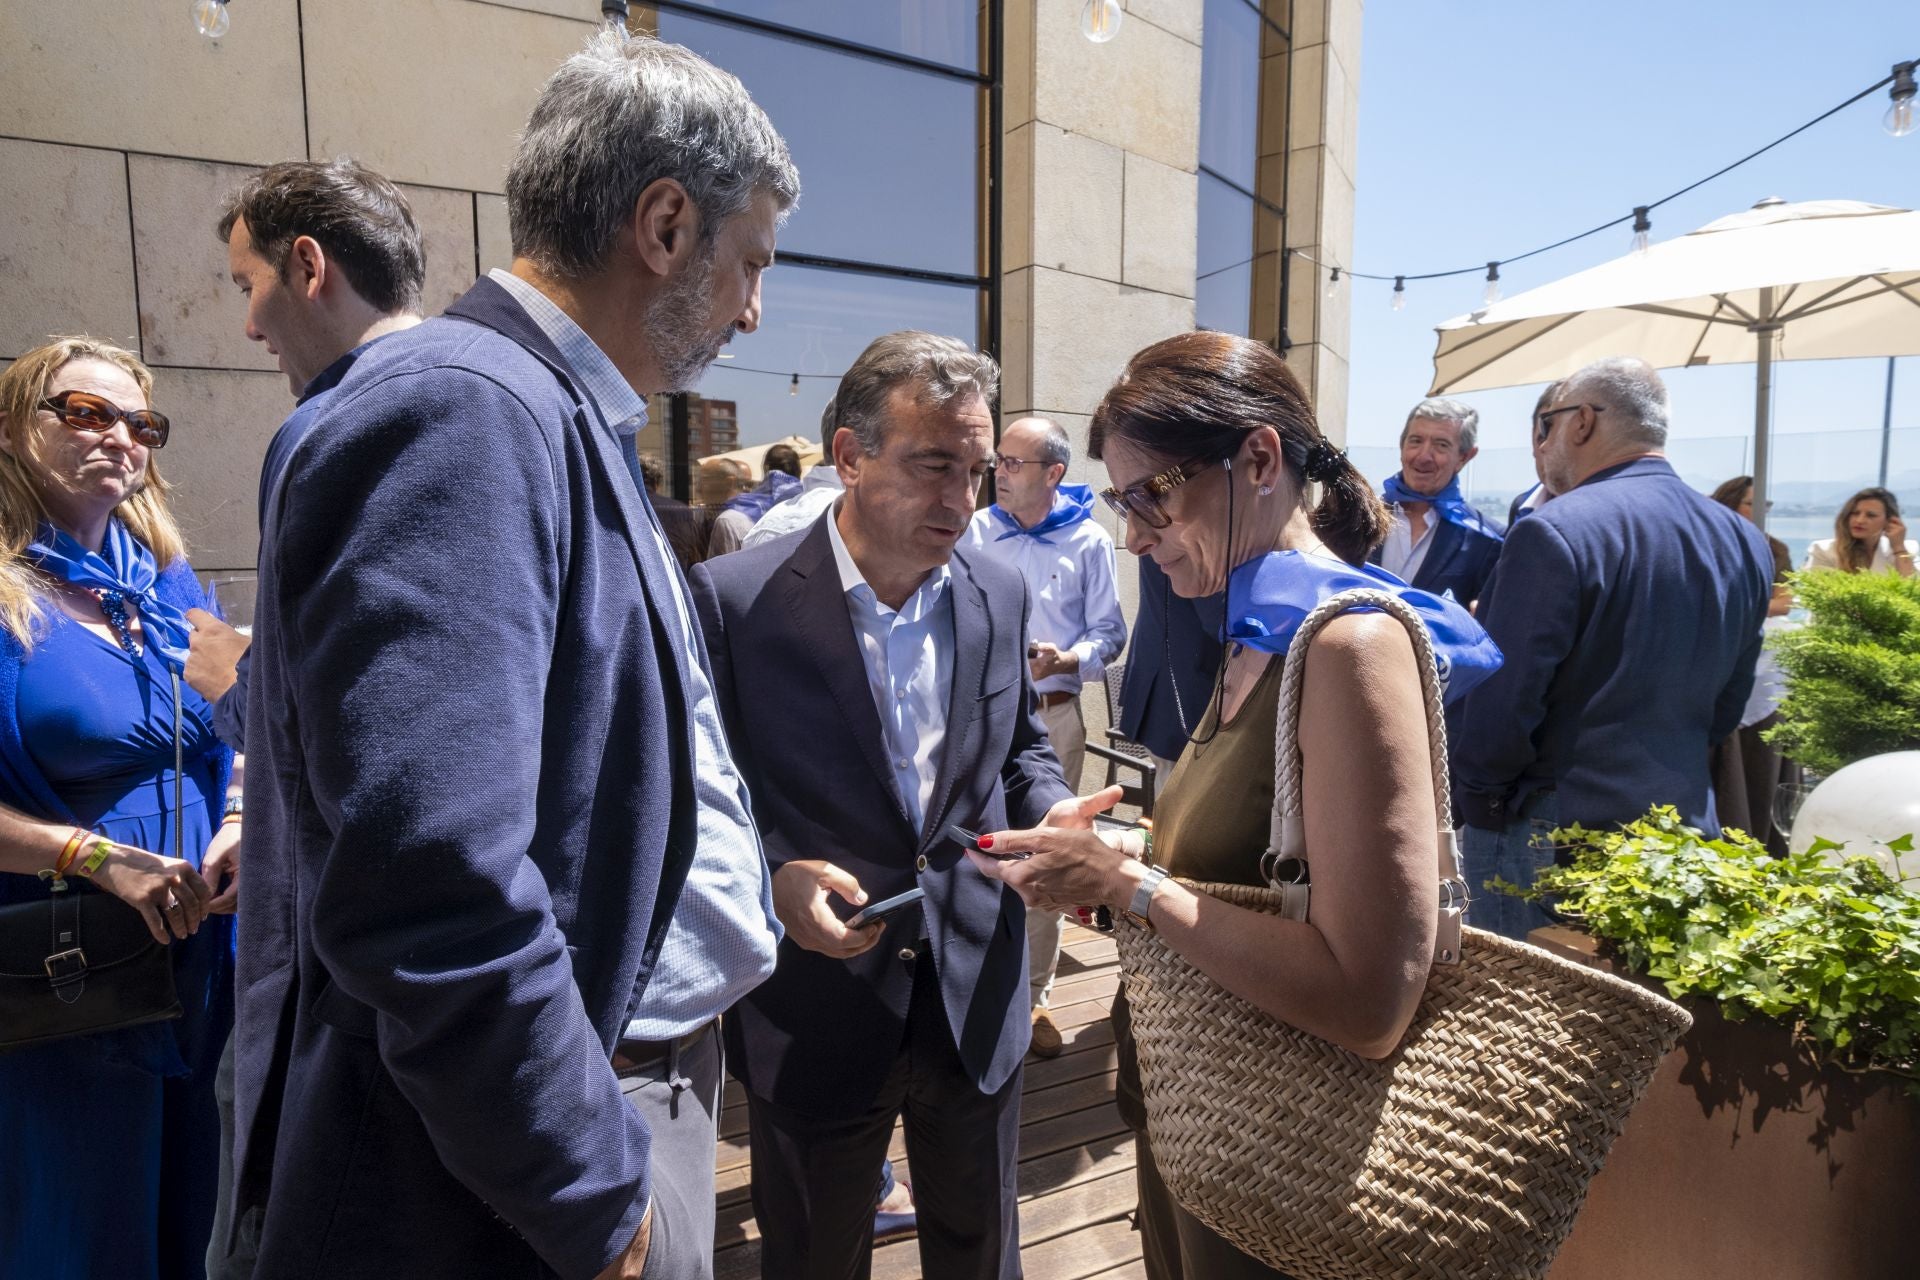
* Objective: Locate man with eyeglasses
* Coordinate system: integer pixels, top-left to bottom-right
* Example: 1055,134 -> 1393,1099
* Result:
1506,382 -> 1563,526
1369,397 -> 1505,608
960,416 -> 1126,1057
1452,357 -> 1772,942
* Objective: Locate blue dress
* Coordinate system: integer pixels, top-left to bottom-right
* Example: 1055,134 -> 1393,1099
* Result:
0,608 -> 235,1280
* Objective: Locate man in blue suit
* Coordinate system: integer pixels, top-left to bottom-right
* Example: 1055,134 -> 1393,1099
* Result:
232,32 -> 798,1279
1452,358 -> 1772,940
691,332 -> 1100,1280
1370,396 -> 1505,606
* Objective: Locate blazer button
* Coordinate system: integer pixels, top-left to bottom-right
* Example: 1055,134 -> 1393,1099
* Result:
897,946 -> 917,962
915,855 -> 929,872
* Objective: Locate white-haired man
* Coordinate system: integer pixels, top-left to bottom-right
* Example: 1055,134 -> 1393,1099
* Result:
1453,358 -> 1772,941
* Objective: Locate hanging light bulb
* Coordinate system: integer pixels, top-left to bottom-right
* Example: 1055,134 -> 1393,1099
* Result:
600,0 -> 630,39
1887,61 -> 1918,138
1630,206 -> 1652,256
1481,262 -> 1501,308
789,373 -> 800,397
1323,266 -> 1341,299
1081,0 -> 1123,43
191,0 -> 230,39
1391,276 -> 1406,312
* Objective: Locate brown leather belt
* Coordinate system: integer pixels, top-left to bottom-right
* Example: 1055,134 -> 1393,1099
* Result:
612,1018 -> 715,1073
1036,691 -> 1076,709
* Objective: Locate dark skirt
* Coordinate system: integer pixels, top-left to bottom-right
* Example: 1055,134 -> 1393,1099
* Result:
1709,711 -> 1803,855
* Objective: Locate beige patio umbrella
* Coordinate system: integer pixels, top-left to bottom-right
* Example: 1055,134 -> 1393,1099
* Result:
697,434 -> 823,482
1429,197 -> 1920,530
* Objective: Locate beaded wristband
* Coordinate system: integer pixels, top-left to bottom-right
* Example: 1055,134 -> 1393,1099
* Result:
74,839 -> 114,878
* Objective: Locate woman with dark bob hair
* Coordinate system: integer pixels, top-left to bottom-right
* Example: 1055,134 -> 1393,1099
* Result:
968,332 -> 1497,1277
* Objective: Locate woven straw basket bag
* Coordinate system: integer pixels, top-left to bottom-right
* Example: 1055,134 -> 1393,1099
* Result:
1115,588 -> 1692,1280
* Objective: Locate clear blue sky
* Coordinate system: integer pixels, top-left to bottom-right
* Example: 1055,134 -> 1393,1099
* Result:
1346,0 -> 1920,516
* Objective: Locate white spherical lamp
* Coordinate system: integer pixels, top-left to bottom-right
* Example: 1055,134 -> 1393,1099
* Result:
1788,751 -> 1920,885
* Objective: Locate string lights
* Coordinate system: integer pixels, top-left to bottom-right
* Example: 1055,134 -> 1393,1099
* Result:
1295,53 -> 1915,315
190,0 -> 230,39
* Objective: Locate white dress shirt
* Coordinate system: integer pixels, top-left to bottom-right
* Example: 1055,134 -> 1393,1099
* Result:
744,464 -> 843,548
1379,503 -> 1437,584
826,503 -> 954,837
486,269 -> 779,1041
959,499 -> 1126,696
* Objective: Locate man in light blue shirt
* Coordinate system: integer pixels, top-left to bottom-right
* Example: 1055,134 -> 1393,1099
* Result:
959,415 -> 1126,1055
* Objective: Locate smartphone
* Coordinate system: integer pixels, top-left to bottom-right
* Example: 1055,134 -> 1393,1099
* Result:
947,823 -> 1031,861
847,887 -> 926,930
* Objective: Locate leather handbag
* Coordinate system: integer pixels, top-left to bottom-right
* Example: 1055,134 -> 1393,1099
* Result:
0,886 -> 182,1052
0,667 -> 192,1053
1116,588 -> 1693,1280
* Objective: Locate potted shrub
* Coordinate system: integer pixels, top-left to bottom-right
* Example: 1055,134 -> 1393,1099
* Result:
1764,567 -> 1920,773
1506,809 -> 1920,1280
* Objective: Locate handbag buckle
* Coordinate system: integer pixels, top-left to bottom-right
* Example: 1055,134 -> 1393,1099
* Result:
1439,876 -> 1472,916
44,947 -> 88,994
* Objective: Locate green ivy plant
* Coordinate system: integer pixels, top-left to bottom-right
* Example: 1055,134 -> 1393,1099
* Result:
1764,567 -> 1920,774
1495,807 -> 1920,1093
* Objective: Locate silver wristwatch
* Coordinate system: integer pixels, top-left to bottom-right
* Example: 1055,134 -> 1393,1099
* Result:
1126,864 -> 1172,931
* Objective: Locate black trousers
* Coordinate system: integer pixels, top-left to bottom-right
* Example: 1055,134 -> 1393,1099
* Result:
746,953 -> 1023,1280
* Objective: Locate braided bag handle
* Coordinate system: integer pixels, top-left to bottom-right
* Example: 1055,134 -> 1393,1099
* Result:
1256,588 -> 1470,964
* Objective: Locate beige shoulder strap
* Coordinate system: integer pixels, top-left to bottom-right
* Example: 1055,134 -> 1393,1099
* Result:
1256,588 -> 1468,966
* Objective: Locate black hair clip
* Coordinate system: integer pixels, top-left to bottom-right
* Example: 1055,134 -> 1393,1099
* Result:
1301,439 -> 1346,483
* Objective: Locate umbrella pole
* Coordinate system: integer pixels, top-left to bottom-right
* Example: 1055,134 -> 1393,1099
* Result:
1751,286 -> 1778,535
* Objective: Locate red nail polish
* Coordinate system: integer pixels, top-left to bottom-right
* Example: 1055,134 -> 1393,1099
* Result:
978,835 -> 995,850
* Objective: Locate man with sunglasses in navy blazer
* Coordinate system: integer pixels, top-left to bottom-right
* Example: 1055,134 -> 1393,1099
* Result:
1452,358 -> 1771,942
230,33 -> 797,1280
691,331 -> 1109,1280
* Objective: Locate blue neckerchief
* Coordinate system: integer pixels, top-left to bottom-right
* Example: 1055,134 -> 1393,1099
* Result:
724,470 -> 803,523
1223,550 -> 1503,703
1382,473 -> 1503,541
992,483 -> 1096,542
26,520 -> 193,672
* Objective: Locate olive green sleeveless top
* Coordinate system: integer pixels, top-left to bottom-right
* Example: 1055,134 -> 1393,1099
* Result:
1151,656 -> 1283,887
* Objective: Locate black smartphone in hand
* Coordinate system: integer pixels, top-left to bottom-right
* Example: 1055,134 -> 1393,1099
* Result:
847,887 -> 925,930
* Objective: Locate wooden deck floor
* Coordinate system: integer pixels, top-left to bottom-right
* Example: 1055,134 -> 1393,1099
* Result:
713,924 -> 1144,1280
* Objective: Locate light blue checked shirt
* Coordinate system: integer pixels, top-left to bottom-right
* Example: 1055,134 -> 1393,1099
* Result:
488,270 -> 779,1040
825,503 -> 955,837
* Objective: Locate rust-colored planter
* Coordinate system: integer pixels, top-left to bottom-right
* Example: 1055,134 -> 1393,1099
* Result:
1533,927 -> 1920,1280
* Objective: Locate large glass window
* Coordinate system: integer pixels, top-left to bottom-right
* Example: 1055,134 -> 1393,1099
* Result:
632,3 -> 995,493
1194,0 -> 1286,341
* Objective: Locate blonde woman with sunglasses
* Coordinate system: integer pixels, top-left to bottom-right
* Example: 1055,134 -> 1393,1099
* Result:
0,337 -> 236,1279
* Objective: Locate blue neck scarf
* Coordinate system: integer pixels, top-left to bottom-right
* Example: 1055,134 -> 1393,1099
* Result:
1381,473 -> 1503,541
1223,551 -> 1503,703
991,483 -> 1097,542
724,470 -> 804,523
27,520 -> 193,672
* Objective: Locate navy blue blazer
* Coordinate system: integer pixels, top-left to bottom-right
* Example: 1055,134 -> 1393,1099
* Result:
1452,456 -> 1772,834
233,278 -> 700,1279
1117,554 -> 1225,762
690,516 -> 1072,1118
1369,509 -> 1506,605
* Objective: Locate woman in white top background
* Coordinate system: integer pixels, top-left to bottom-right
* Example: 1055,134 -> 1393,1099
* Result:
1803,486 -> 1917,577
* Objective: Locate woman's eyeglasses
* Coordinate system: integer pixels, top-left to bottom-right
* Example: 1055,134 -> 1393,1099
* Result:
1098,454 -> 1221,529
38,390 -> 171,449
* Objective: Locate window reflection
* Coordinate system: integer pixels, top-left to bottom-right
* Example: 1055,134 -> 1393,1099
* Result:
694,262 -> 982,445
1199,0 -> 1262,190
659,0 -> 979,72
1197,173 -> 1254,335
657,10 -> 982,275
